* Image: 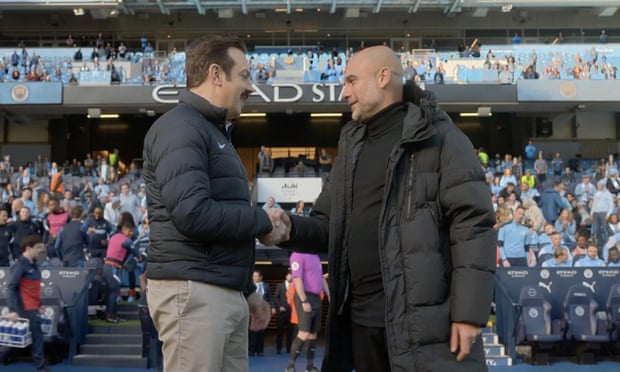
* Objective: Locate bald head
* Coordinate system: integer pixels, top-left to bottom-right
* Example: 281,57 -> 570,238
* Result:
342,46 -> 404,122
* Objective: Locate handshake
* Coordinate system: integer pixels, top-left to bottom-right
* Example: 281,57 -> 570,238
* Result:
259,208 -> 291,246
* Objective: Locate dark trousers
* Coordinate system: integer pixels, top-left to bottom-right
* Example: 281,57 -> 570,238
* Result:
351,322 -> 391,372
25,310 -> 46,369
276,310 -> 293,353
249,330 -> 265,354
103,264 -> 120,316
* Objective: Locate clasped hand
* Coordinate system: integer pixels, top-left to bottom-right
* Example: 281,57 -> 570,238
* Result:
259,208 -> 291,246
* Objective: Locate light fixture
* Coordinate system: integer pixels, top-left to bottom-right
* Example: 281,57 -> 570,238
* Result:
501,4 -> 513,13
310,113 -> 343,118
73,8 -> 85,16
255,261 -> 273,265
240,113 -> 266,117
87,114 -> 119,119
274,8 -> 287,12
459,112 -> 492,118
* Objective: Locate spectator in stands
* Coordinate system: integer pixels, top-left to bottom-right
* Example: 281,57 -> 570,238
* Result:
555,209 -> 576,248
539,181 -> 566,224
574,243 -> 605,267
94,177 -> 109,200
82,205 -> 112,259
433,66 -> 444,84
291,200 -> 308,217
19,188 -> 35,215
550,152 -> 563,176
523,65 -> 539,80
54,205 -> 88,267
534,151 -> 547,184
262,196 -> 281,210
541,247 -> 571,267
255,63 -> 269,83
607,168 -> 620,194
140,34 -> 148,50
600,30 -> 608,44
522,198 -> 545,233
498,64 -> 513,84
318,149 -> 332,175
322,59 -> 338,82
117,42 -> 127,59
607,247 -> 620,266
68,74 -> 78,85
83,153 -> 94,177
61,190 -> 76,211
591,180 -> 615,247
17,169 -> 31,192
519,181 -> 539,202
144,42 -> 154,56
0,164 -> 9,190
575,174 -> 595,203
104,197 -> 120,225
605,154 -> 618,175
511,33 -> 521,45
143,35 -> 273,372
499,168 -> 517,189
90,48 -> 99,62
1,235 -> 48,372
259,147 -> 274,174
0,210 -> 13,266
119,183 -> 140,221
10,69 -> 19,81
403,60 -> 417,82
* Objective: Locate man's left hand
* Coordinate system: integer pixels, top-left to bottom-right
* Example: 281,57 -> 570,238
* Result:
450,322 -> 481,362
247,293 -> 271,331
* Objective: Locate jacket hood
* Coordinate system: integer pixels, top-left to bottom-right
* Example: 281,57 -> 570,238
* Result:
400,81 -> 439,143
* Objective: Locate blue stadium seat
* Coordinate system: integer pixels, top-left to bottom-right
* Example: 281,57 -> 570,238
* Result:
606,283 -> 620,342
40,283 -> 67,343
516,285 -> 565,343
563,284 -> 610,342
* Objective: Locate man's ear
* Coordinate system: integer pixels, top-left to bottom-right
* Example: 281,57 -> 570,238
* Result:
208,64 -> 222,85
376,66 -> 391,88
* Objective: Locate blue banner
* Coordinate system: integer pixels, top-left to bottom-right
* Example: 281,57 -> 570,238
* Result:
0,82 -> 62,105
517,80 -> 620,102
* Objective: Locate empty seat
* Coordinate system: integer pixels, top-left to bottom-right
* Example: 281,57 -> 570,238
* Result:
40,283 -> 67,342
563,284 -> 610,342
516,285 -> 565,343
606,283 -> 620,341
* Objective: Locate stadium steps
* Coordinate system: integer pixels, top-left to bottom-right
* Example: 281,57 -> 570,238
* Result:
72,303 -> 147,369
483,324 -> 513,367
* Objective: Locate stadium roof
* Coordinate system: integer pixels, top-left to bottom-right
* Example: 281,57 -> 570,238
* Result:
0,0 -> 616,17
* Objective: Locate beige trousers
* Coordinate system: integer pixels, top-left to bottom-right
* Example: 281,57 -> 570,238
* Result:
147,279 -> 249,372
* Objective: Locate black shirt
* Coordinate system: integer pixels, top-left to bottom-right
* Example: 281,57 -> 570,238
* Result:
347,102 -> 407,327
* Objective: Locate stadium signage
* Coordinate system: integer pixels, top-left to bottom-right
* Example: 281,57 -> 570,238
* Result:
152,83 -> 344,104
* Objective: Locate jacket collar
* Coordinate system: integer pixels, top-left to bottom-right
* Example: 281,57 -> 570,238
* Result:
179,90 -> 229,128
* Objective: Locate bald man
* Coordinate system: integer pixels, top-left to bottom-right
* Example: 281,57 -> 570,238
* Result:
263,46 -> 495,372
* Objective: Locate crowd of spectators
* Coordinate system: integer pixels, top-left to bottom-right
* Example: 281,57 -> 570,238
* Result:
1,34 -> 618,86
482,145 -> 620,268
0,33 -> 178,85
0,151 -> 148,272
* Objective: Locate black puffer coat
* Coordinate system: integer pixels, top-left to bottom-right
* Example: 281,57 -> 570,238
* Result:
287,82 -> 496,371
143,90 -> 272,294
